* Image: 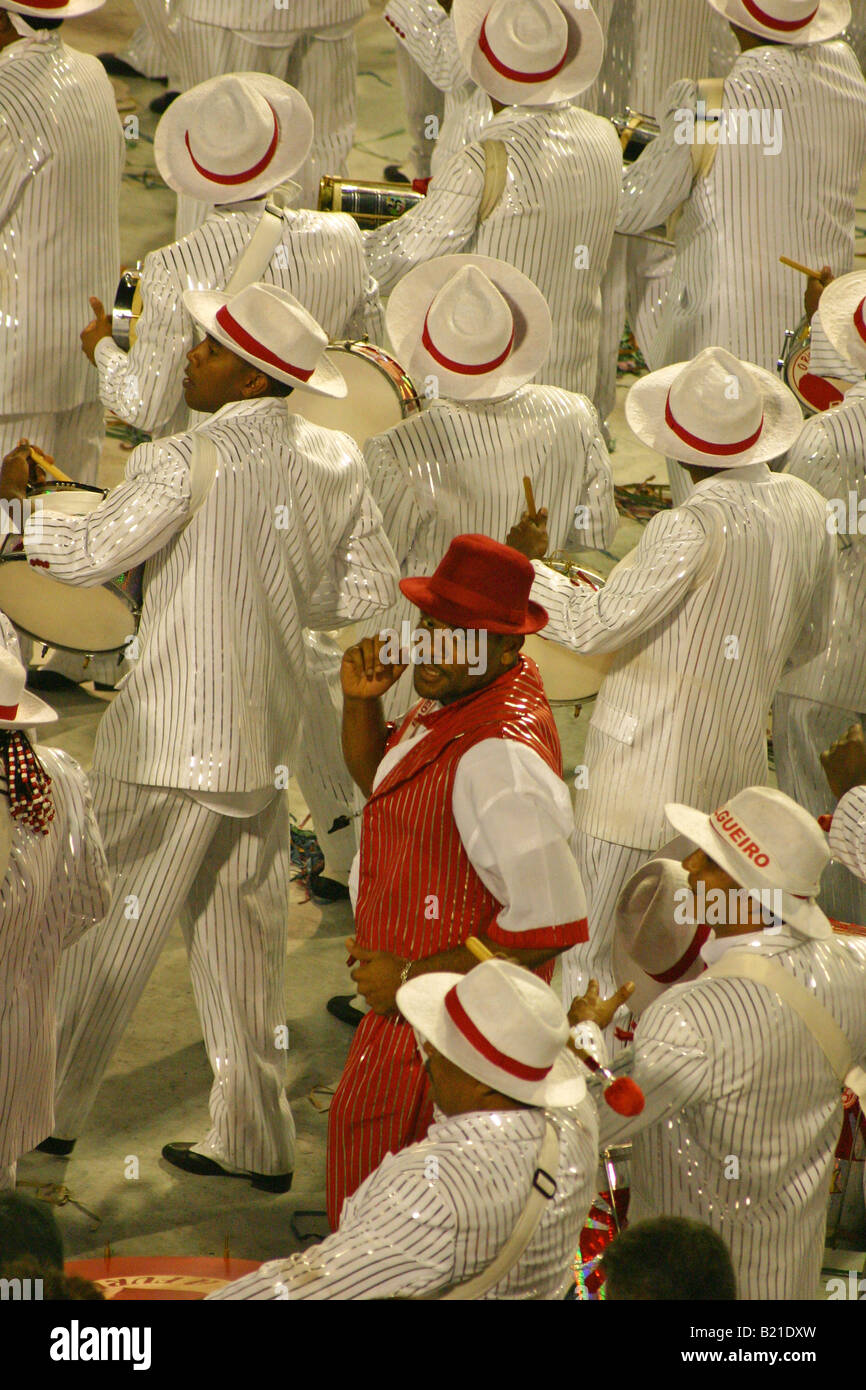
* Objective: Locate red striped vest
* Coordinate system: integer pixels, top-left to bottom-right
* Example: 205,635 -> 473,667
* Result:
355,656 -> 562,961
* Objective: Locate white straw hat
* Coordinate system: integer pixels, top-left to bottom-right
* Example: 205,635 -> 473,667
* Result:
626,346 -> 803,469
3,1 -> 105,15
183,283 -> 346,397
612,859 -> 711,1015
397,959 -> 586,1107
814,270 -> 866,375
386,255 -> 552,401
155,73 -> 313,204
707,0 -> 850,45
0,648 -> 57,730
665,786 -> 833,939
453,0 -> 604,107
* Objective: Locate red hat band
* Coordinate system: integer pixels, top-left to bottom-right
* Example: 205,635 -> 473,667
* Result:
741,0 -> 818,30
445,984 -> 552,1081
478,13 -> 569,83
648,923 -> 712,983
664,392 -> 764,456
421,309 -> 515,376
0,703 -> 20,720
185,105 -> 280,187
214,305 -> 314,382
853,297 -> 866,345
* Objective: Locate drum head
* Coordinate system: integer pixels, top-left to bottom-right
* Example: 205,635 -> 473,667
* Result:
782,321 -> 847,415
286,343 -> 419,446
28,483 -> 106,516
0,557 -> 136,654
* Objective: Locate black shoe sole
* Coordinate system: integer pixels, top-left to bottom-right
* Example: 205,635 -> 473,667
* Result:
161,1143 -> 292,1193
327,995 -> 365,1028
36,1137 -> 76,1156
98,54 -> 167,82
309,874 -> 350,903
149,91 -> 180,115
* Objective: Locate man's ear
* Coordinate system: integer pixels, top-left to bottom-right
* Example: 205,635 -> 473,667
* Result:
501,634 -> 524,668
242,369 -> 271,400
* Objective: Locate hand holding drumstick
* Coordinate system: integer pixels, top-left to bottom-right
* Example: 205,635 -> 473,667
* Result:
0,439 -> 72,503
779,255 -> 835,324
506,476 -> 549,560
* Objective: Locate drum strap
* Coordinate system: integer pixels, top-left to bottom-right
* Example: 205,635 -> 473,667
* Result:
707,952 -> 866,1105
225,202 -> 285,295
666,78 -> 724,240
478,140 -> 508,224
183,433 -> 220,528
411,1120 -> 559,1300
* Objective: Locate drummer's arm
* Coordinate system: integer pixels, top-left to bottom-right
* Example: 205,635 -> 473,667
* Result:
385,1 -> 467,92
530,506 -> 710,653
21,438 -> 192,587
560,405 -> 617,553
617,79 -> 697,235
363,433 -> 418,571
305,480 -> 400,629
593,1001 -> 714,1147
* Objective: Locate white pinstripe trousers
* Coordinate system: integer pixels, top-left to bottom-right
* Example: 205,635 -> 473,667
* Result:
563,830 -> 650,1006
53,776 -> 295,1175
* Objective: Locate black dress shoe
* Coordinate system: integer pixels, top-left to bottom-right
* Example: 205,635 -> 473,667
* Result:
27,670 -> 81,693
309,873 -> 350,903
161,1142 -> 292,1194
98,53 -> 167,82
36,1137 -> 76,1156
326,995 -> 365,1029
150,90 -> 180,115
384,164 -> 411,184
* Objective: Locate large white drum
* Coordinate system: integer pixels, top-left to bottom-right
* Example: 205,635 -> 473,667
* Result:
286,340 -> 420,447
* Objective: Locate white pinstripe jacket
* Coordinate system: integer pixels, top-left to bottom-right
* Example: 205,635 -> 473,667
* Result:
363,103 -> 622,398
829,785 -> 866,882
22,399 -> 399,792
210,1101 -> 599,1300
180,0 -> 367,34
599,930 -> 866,1300
531,463 -> 837,849
95,200 -> 380,438
0,30 -> 123,413
618,42 -> 866,370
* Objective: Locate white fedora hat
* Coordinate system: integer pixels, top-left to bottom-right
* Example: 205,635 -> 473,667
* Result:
386,255 -> 552,401
665,786 -> 833,939
397,959 -> 586,1107
183,283 -> 346,398
814,270 -> 866,375
453,0 -> 604,107
707,0 -> 850,45
155,73 -> 313,204
612,859 -> 711,1016
0,648 -> 56,730
3,1 -> 105,16
626,346 -> 803,469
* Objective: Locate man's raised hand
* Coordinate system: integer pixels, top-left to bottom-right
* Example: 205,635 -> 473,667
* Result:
341,636 -> 407,701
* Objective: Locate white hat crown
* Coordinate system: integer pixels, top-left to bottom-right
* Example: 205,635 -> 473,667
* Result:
446,960 -> 569,1085
424,265 -> 515,371
666,346 -> 764,455
708,786 -> 830,898
184,77 -> 278,185
618,860 -> 698,965
0,648 -> 25,722
481,0 -> 569,78
213,283 -> 327,381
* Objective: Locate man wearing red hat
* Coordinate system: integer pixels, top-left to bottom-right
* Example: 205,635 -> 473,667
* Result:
326,534 -> 589,1226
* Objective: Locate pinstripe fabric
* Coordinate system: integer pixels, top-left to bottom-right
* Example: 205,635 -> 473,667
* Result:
830,784 -> 866,882
0,402 -> 104,490
22,399 -> 399,793
363,104 -> 622,398
0,747 -> 110,1175
0,31 -> 124,414
531,462 -> 837,851
618,42 -> 866,372
361,387 -> 616,712
564,833 -> 650,1003
599,930 -> 866,1299
95,201 -> 378,438
180,0 -> 367,31
213,1101 -> 599,1299
293,630 -> 358,874
53,778 -> 295,1173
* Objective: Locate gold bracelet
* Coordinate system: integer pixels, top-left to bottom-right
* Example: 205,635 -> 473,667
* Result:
399,959 -> 413,986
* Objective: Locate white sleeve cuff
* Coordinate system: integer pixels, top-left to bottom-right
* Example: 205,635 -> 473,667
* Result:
94,335 -> 124,370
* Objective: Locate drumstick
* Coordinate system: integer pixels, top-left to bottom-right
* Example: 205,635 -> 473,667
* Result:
465,936 -> 495,963
26,445 -> 72,485
779,255 -> 826,280
522,475 -> 538,520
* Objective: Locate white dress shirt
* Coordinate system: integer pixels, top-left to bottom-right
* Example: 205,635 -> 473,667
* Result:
209,1101 -> 599,1299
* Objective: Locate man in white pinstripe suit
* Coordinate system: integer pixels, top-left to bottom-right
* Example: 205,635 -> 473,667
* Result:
513,348 -> 836,1007
0,0 -> 123,485
363,0 -> 622,405
1,284 -> 399,1187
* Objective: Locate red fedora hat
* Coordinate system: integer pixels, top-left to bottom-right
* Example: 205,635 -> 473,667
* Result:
400,534 -> 549,634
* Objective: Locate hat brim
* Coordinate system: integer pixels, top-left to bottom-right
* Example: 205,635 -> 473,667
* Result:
612,858 -> 707,1015
400,576 -> 548,634
5,1 -> 105,14
0,689 -> 58,729
625,357 -> 804,468
816,273 -> 866,375
386,254 -> 552,401
183,290 -> 347,398
453,0 -> 604,107
155,74 -> 314,203
397,972 -> 587,1107
706,0 -> 850,43
664,802 -> 833,940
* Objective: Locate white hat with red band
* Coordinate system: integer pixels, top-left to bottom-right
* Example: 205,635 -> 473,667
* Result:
707,0 -> 849,45
626,346 -> 803,469
814,270 -> 866,374
453,0 -> 604,107
665,786 -> 833,939
386,255 -> 551,401
3,1 -> 106,17
0,647 -> 56,730
397,958 -> 586,1106
612,859 -> 710,1016
155,73 -> 313,204
183,283 -> 347,397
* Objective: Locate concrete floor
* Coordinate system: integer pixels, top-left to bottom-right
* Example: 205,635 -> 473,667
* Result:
13,3 -> 865,1276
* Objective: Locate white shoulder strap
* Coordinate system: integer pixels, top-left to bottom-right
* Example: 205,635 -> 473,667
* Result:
707,951 -> 866,1104
182,432 -> 220,530
667,78 -> 725,240
478,139 -> 508,223
419,1119 -> 559,1301
225,202 -> 285,294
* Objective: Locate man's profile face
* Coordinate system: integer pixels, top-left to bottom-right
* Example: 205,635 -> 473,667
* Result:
411,612 -> 517,705
183,334 -> 263,414
422,1041 -> 486,1117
